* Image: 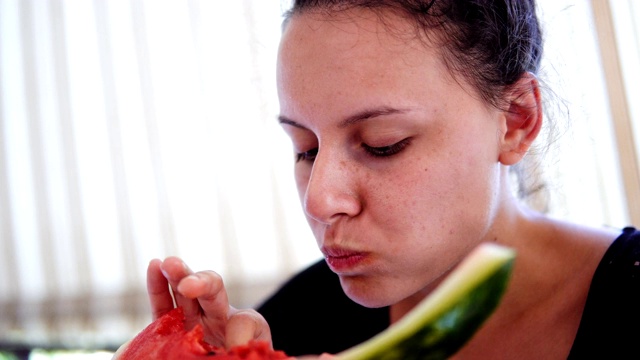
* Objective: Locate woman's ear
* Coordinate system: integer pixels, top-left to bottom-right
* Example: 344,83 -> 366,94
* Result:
498,72 -> 543,165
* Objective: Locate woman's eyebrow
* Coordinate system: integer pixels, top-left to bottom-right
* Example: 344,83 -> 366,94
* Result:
277,106 -> 410,129
277,115 -> 307,129
339,107 -> 410,128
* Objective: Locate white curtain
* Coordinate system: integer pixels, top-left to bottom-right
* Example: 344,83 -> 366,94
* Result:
535,0 -> 630,225
0,0 -> 319,349
0,0 -> 638,352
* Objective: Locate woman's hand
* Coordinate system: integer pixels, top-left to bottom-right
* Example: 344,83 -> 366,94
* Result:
147,256 -> 272,349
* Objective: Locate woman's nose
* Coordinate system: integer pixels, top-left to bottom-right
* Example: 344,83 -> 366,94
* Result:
303,150 -> 361,224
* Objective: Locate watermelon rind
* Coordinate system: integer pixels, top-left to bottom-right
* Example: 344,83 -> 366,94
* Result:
336,242 -> 515,360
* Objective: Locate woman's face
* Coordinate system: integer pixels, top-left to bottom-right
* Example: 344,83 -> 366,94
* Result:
277,9 -> 507,307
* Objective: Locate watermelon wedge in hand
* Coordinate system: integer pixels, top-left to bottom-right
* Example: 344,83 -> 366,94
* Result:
114,242 -> 514,359
113,307 -> 292,360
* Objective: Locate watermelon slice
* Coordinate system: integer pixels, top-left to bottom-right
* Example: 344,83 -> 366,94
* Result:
114,242 -> 514,359
336,242 -> 515,360
114,307 -> 292,360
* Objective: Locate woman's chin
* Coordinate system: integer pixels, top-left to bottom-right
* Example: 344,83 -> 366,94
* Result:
340,278 -> 401,309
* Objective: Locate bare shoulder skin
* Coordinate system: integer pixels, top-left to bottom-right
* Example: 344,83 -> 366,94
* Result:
450,212 -> 617,359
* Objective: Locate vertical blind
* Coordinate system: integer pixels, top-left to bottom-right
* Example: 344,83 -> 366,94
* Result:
0,0 -> 638,351
0,0 -> 319,349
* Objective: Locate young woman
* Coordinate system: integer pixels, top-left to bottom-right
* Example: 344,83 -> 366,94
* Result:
130,1 -> 640,358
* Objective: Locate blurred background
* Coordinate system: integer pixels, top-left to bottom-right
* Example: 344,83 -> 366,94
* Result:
0,0 -> 638,357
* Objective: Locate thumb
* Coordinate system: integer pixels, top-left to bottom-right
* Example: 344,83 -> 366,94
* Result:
225,309 -> 272,349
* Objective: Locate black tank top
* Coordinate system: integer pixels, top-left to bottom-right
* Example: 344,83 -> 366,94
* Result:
568,227 -> 640,359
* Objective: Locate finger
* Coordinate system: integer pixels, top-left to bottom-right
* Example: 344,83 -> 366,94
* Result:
160,256 -> 200,320
160,257 -> 202,318
147,259 -> 175,320
225,309 -> 272,349
177,270 -> 231,342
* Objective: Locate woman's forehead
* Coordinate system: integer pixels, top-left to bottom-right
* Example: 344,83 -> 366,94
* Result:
275,8 -> 474,129
282,7 -> 428,46
278,8 -> 439,75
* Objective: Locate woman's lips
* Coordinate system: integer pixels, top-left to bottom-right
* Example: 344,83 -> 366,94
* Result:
322,246 -> 368,273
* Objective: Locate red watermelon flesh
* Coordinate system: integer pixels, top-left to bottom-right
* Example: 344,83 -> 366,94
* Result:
117,307 -> 292,360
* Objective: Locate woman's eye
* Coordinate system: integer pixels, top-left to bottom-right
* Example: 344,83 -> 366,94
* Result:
296,148 -> 318,162
362,138 -> 411,157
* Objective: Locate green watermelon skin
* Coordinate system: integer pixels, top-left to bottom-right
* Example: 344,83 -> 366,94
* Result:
337,243 -> 515,360
362,262 -> 512,360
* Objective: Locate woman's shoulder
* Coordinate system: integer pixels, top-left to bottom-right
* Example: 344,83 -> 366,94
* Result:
568,226 -> 640,358
572,224 -> 640,278
602,226 -> 640,261
586,226 -> 640,297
